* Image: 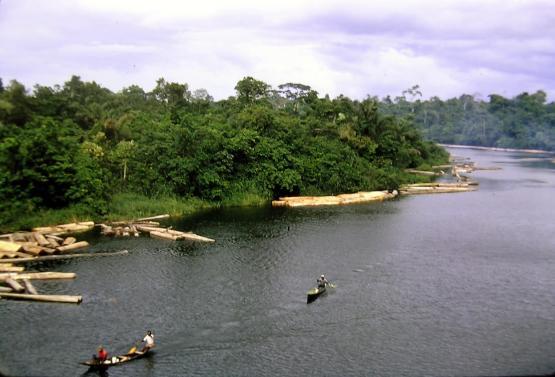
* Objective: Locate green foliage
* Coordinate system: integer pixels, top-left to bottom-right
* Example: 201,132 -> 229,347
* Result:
0,76 -> 449,231
380,89 -> 555,151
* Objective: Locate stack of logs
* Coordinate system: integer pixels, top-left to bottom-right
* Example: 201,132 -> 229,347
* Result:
0,221 -> 95,304
0,221 -> 93,258
99,215 -> 215,243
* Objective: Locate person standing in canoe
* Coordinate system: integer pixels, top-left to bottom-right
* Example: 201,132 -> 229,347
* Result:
140,330 -> 155,353
317,274 -> 329,289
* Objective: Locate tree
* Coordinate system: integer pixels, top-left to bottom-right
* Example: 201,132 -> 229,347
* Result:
234,77 -> 270,105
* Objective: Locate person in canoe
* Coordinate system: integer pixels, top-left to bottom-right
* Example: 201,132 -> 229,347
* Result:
95,346 -> 108,362
317,274 -> 329,289
140,330 -> 155,353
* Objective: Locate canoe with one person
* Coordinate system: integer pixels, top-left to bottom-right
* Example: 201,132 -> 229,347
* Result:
307,274 -> 335,303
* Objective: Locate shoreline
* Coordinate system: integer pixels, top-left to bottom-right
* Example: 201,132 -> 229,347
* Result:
439,144 -> 555,154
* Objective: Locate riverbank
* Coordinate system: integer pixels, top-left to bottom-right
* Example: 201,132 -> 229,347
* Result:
0,168 -> 438,233
0,193 -> 215,233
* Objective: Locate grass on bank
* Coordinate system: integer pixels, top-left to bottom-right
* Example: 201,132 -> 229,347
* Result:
0,191 -> 271,233
0,170 -> 437,233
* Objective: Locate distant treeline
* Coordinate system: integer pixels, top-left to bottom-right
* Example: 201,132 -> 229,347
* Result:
0,76 -> 447,227
379,85 -> 555,151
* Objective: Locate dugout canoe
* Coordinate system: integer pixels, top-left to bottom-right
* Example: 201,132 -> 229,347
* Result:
307,286 -> 326,304
80,350 -> 152,370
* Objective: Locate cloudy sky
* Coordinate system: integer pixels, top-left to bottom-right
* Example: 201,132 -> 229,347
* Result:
1,0 -> 554,101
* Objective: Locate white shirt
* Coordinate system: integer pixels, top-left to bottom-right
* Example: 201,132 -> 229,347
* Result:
143,334 -> 154,346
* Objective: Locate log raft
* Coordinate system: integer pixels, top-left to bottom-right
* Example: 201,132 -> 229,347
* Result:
272,191 -> 398,208
400,182 -> 477,195
100,216 -> 215,243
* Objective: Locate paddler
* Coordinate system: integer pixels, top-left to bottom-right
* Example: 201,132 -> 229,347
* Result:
140,330 -> 155,353
317,274 -> 329,289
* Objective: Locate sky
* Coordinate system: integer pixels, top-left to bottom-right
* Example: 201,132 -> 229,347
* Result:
1,0 -> 554,101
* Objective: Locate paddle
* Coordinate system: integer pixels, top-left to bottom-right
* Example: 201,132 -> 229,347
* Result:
127,340 -> 141,355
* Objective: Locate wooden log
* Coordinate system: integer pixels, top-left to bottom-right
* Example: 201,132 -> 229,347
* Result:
0,250 -> 35,259
47,238 -> 60,248
180,233 -> 216,243
0,233 -> 14,240
135,225 -> 166,233
15,241 -> 39,247
11,233 -> 28,242
150,231 -> 180,241
0,286 -> 13,292
0,250 -> 128,264
0,251 -> 19,259
0,266 -> 25,272
62,237 -> 76,246
137,214 -> 170,221
41,247 -> 57,255
56,241 -> 89,253
0,292 -> 82,304
0,272 -> 76,281
0,240 -> 22,253
22,279 -> 38,294
45,235 -> 64,242
33,221 -> 94,234
22,245 -> 46,256
5,278 -> 25,292
33,232 -> 51,247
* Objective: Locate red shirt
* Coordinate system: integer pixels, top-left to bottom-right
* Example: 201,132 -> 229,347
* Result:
98,349 -> 108,361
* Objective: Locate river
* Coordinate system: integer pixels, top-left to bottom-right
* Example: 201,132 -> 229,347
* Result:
1,148 -> 554,377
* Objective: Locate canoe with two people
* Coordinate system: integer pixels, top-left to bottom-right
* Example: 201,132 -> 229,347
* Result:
307,274 -> 335,304
81,330 -> 155,370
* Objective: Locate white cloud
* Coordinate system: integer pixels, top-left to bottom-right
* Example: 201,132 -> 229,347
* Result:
0,0 -> 554,100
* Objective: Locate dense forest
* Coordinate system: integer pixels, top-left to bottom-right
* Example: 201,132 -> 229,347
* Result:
0,76 -> 447,230
379,85 -> 555,151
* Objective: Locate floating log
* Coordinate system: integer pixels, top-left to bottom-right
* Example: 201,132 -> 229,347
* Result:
0,292 -> 82,304
4,278 -> 25,292
33,221 -> 94,235
136,214 -> 170,221
0,266 -> 25,272
0,272 -> 76,281
0,286 -> 13,292
139,226 -> 215,242
0,250 -> 129,264
62,237 -> 76,246
22,279 -> 38,295
150,231 -> 180,241
180,233 -> 215,243
0,240 -> 22,253
56,241 -> 89,253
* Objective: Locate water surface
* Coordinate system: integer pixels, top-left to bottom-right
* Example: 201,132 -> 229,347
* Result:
1,148 -> 554,377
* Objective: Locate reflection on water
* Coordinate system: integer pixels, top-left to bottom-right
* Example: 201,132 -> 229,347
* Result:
1,148 -> 555,377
